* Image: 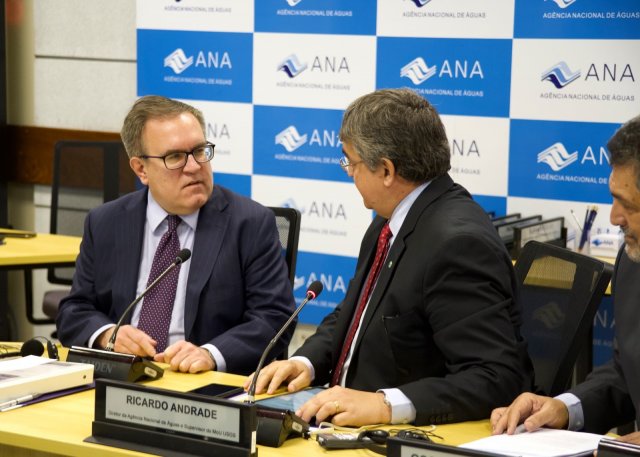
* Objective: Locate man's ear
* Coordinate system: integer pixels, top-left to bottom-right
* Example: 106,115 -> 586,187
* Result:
381,158 -> 396,187
129,157 -> 149,186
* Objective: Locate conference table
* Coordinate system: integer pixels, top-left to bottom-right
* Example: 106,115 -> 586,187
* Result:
0,231 -> 81,326
0,349 -> 492,457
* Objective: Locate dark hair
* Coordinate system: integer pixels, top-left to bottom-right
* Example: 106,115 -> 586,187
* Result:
120,95 -> 206,159
608,114 -> 640,188
339,88 -> 450,183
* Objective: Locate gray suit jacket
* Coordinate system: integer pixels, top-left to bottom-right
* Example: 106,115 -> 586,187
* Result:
570,246 -> 639,433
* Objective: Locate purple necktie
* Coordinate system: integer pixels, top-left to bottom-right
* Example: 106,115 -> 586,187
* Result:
137,215 -> 182,352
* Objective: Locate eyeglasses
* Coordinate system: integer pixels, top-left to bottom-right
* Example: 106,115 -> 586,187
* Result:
339,155 -> 364,171
140,142 -> 215,170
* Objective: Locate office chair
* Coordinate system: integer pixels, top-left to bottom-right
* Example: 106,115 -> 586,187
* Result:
514,240 -> 613,396
35,140 -> 135,324
268,207 -> 301,286
267,206 -> 301,359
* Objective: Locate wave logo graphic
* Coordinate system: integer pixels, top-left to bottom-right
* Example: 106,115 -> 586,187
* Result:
277,54 -> 308,78
400,57 -> 437,85
541,61 -> 581,89
548,0 -> 578,9
293,276 -> 306,290
537,142 -> 579,171
286,0 -> 304,6
275,126 -> 308,152
164,48 -> 194,75
411,0 -> 433,6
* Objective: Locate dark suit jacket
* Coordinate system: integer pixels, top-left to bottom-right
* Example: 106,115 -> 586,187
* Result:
295,174 -> 533,425
570,246 -> 639,433
56,185 -> 296,375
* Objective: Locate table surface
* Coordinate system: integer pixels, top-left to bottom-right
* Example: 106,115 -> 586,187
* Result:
0,350 -> 492,457
0,232 -> 81,268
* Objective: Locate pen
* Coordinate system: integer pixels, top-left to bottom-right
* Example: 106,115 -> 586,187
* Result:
0,393 -> 40,411
569,209 -> 583,231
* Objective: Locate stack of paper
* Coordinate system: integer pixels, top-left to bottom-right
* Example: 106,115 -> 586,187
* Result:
0,355 -> 94,407
461,428 -> 604,457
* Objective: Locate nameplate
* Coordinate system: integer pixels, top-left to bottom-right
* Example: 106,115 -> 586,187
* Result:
514,217 -> 564,249
387,437 -> 501,457
88,379 -> 256,457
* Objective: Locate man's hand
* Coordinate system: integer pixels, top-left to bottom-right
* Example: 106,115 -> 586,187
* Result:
243,360 -> 312,395
491,392 -> 570,435
96,325 -> 157,357
618,431 -> 640,445
296,387 -> 391,427
153,341 -> 215,373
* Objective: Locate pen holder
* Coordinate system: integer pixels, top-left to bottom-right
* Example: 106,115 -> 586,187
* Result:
576,229 -> 591,255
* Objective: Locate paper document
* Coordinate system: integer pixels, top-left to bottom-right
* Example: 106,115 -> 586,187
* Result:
460,428 -> 603,457
0,355 -> 94,405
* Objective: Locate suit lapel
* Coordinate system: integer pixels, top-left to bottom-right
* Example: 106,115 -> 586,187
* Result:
352,174 -> 455,349
113,189 -> 147,322
183,186 -> 230,338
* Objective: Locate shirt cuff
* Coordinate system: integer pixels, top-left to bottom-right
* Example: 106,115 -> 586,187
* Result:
556,393 -> 584,431
202,344 -> 226,372
89,323 -> 116,349
289,356 -> 315,382
378,388 -> 416,424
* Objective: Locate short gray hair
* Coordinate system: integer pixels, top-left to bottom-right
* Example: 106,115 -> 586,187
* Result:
120,95 -> 206,159
608,114 -> 640,189
339,88 -> 450,183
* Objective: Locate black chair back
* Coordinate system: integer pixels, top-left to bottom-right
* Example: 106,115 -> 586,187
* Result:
515,240 -> 613,396
268,207 -> 301,286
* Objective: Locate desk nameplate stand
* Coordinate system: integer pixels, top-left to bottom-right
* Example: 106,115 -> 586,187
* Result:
387,436 -> 502,457
87,379 -> 257,457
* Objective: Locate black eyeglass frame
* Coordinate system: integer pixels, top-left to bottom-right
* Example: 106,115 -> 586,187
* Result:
140,141 -> 216,170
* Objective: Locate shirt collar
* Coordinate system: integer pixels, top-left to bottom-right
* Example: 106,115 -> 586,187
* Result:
387,181 -> 430,238
146,191 -> 199,234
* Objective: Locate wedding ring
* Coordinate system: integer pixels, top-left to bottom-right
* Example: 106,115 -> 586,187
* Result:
334,401 -> 340,414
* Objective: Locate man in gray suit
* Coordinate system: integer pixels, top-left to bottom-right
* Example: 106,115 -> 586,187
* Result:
491,114 -> 640,444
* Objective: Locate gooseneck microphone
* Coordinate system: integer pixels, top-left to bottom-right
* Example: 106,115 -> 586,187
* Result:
66,248 -> 192,382
105,248 -> 192,351
246,280 -> 323,403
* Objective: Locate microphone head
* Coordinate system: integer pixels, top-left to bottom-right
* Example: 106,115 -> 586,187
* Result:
21,339 -> 45,357
306,280 -> 323,300
176,248 -> 191,264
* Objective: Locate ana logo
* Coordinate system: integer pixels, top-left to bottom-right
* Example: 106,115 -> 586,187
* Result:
400,57 -> 484,83
537,143 -> 578,171
411,0 -> 433,6
286,0 -> 304,6
547,0 -> 578,9
164,49 -> 193,75
451,139 -> 480,157
280,199 -> 347,220
400,58 -> 437,85
206,122 -> 230,140
278,54 -> 308,78
541,62 -> 581,89
295,274 -> 347,294
275,126 -> 308,152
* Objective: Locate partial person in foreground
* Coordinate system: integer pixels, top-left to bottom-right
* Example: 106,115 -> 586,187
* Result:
244,88 -> 534,427
56,95 -> 295,374
491,114 -> 640,444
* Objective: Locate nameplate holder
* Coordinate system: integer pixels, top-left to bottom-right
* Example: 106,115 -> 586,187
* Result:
598,438 -> 640,457
86,379 -> 257,457
512,217 -> 565,259
386,436 -> 502,457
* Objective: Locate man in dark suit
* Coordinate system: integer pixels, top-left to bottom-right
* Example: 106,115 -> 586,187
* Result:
491,114 -> 640,444
245,88 -> 533,426
56,96 -> 295,375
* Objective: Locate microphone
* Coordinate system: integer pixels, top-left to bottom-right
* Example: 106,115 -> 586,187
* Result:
246,279 -> 323,403
248,281 -> 323,447
105,248 -> 191,351
66,248 -> 192,382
